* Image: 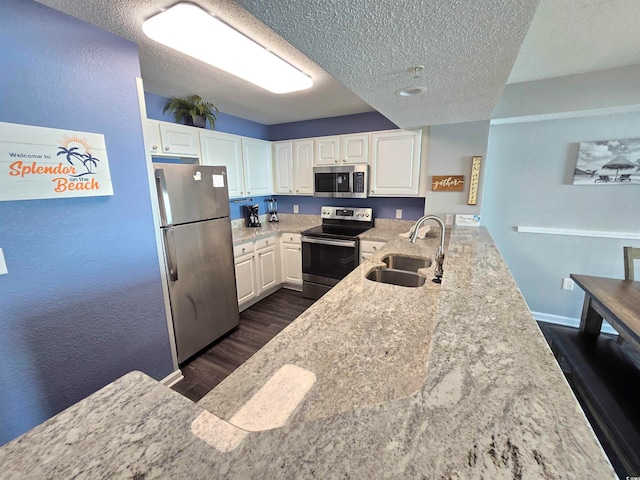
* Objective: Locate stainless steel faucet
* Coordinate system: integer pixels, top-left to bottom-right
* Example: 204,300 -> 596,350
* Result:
409,215 -> 445,283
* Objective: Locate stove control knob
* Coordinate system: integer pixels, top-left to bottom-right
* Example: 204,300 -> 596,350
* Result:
365,213 -> 370,217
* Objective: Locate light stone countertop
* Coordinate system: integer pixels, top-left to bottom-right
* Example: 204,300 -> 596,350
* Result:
231,214 -> 425,244
231,213 -> 320,244
0,227 -> 616,479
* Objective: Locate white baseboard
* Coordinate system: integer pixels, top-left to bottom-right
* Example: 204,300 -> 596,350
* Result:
531,311 -> 618,336
161,369 -> 184,387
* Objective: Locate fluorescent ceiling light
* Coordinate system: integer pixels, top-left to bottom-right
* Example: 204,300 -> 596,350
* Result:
142,3 -> 313,94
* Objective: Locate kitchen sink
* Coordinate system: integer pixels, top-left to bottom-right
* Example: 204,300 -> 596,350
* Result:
381,254 -> 431,272
365,267 -> 426,287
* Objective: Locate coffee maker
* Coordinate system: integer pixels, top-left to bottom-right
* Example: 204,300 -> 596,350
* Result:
243,204 -> 261,227
266,197 -> 278,222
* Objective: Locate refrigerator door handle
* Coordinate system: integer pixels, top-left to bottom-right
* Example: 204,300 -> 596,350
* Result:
163,228 -> 179,281
155,168 -> 173,226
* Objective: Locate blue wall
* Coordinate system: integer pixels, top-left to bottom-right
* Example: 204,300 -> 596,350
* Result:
145,92 -> 269,140
276,196 -> 425,221
230,196 -> 272,220
0,0 -> 173,445
268,112 -> 397,141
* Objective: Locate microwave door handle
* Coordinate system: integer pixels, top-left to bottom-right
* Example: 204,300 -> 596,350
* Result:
155,168 -> 173,226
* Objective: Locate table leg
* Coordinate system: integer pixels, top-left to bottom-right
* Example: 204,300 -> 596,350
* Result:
579,295 -> 603,335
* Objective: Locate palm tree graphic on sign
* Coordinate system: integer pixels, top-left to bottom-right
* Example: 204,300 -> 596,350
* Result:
57,134 -> 100,176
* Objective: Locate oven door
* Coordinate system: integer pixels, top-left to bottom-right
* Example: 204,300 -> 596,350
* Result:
301,236 -> 358,287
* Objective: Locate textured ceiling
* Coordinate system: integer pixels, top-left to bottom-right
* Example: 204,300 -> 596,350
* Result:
34,0 -> 640,127
236,0 -> 540,128
34,0 -> 374,125
508,0 -> 640,84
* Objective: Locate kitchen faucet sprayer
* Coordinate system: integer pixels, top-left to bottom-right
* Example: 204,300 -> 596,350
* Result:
409,215 -> 445,283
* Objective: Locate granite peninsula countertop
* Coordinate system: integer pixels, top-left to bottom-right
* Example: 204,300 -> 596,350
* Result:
0,227 -> 616,479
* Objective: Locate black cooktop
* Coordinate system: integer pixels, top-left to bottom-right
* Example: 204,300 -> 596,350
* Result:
301,224 -> 372,240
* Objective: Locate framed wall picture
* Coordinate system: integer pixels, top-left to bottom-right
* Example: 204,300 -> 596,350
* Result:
573,138 -> 640,185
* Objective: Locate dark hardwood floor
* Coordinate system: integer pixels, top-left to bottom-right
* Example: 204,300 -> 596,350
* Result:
171,288 -> 315,403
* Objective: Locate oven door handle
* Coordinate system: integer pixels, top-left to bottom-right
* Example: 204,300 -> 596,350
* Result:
301,236 -> 357,248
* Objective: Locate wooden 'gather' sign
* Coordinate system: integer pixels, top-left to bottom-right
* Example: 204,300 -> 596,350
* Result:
431,175 -> 464,191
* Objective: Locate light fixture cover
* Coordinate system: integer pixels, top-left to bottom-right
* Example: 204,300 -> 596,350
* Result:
142,3 -> 313,94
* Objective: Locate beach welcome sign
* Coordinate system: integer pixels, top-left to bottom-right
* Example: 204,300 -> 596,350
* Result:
0,122 -> 113,201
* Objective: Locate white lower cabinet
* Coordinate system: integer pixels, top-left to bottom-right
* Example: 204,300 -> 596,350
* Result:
360,240 -> 386,262
234,242 -> 257,311
234,252 -> 257,306
233,236 -> 282,312
255,237 -> 280,293
280,233 -> 302,288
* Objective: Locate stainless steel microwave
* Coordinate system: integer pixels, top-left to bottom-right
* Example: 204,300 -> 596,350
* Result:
313,165 -> 368,198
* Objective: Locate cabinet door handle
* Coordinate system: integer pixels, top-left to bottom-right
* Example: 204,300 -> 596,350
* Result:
372,246 -> 377,251
334,159 -> 338,163
289,189 -> 292,193
242,247 -> 246,253
342,159 -> 346,163
152,145 -> 158,150
247,191 -> 250,194
165,146 -> 170,151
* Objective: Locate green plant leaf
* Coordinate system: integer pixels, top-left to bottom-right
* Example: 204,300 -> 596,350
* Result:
163,94 -> 219,129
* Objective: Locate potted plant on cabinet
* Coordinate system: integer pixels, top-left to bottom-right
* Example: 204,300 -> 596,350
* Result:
163,94 -> 219,129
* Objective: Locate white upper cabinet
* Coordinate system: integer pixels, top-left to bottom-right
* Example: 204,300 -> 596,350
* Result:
273,139 -> 314,195
200,133 -> 272,198
273,141 -> 293,194
242,138 -> 273,197
293,139 -> 314,195
369,129 -> 422,196
314,134 -> 369,165
146,120 -> 200,157
200,130 -> 244,197
145,120 -> 163,155
314,136 -> 340,165
340,134 -> 369,164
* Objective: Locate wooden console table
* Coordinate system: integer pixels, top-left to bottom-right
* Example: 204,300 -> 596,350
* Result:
571,274 -> 640,354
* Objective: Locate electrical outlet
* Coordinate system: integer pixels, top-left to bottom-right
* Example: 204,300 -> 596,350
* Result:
0,248 -> 7,275
293,204 -> 299,214
395,209 -> 402,219
445,214 -> 454,225
561,278 -> 574,291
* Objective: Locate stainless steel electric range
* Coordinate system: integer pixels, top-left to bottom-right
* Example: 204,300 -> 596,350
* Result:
301,206 -> 374,300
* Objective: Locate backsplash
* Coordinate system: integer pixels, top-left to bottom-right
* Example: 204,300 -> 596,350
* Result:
275,196 -> 425,220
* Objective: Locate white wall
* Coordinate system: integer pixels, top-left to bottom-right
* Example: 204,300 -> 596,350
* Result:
493,64 -> 640,121
483,110 -> 640,319
424,120 -> 490,217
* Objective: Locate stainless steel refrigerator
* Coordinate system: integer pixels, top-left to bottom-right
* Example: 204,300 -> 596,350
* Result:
154,163 -> 239,364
